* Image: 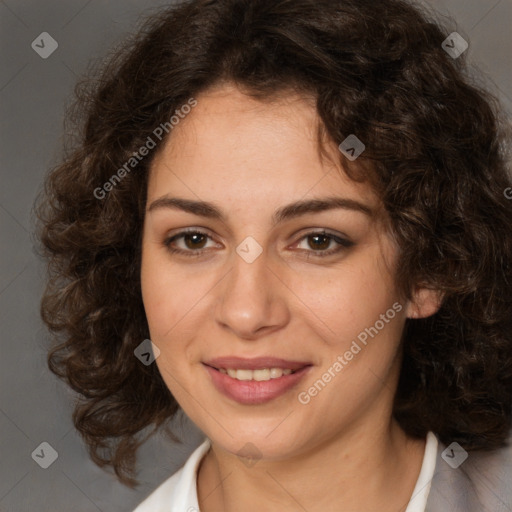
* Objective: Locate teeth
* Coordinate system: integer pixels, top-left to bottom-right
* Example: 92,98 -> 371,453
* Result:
254,369 -> 270,381
235,369 -> 252,381
270,368 -> 285,378
221,367 -> 293,381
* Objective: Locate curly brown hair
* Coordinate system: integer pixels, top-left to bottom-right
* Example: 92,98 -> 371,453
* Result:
35,0 -> 512,487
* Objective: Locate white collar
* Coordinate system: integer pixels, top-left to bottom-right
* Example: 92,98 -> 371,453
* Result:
404,431 -> 439,512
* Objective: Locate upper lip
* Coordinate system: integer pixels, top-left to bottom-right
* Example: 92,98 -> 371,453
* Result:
203,357 -> 311,371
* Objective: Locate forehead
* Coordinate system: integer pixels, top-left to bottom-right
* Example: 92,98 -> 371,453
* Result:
148,84 -> 379,210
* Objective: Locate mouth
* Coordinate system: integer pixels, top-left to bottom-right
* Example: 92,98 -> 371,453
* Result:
202,357 -> 313,405
204,365 -> 302,381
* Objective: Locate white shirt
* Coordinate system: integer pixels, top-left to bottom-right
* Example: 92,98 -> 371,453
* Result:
133,431 -> 438,512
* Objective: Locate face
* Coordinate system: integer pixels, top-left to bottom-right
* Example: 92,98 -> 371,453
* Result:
141,83 -> 414,460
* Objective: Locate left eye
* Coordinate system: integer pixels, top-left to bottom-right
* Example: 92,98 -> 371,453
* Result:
293,231 -> 354,257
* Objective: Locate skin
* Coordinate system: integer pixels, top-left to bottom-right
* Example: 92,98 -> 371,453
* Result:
140,83 -> 440,512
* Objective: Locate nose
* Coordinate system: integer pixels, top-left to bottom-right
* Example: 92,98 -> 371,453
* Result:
215,247 -> 290,340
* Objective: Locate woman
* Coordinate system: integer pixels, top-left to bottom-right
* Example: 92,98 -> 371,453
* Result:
36,0 -> 512,510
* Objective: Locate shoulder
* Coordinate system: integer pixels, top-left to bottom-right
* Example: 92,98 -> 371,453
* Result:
427,431 -> 512,512
132,438 -> 211,512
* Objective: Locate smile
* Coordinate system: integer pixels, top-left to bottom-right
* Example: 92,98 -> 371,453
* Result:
202,358 -> 312,405
219,368 -> 294,381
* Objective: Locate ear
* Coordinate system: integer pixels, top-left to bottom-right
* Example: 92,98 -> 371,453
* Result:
405,287 -> 443,319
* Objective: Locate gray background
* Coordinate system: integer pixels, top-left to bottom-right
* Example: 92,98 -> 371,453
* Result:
0,1 -> 510,511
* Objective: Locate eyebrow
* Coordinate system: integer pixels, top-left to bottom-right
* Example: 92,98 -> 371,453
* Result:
147,195 -> 373,225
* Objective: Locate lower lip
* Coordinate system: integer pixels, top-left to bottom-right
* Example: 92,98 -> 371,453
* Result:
203,364 -> 312,405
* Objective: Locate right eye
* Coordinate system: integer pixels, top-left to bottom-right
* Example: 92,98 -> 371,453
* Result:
163,229 -> 221,256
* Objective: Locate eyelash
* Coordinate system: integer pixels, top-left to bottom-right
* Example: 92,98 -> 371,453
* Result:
163,229 -> 355,259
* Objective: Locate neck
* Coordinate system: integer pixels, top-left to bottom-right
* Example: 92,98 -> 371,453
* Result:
197,419 -> 426,512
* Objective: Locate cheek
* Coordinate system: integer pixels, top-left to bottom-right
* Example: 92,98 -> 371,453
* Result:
140,245 -> 186,340
140,248 -> 201,398
293,259 -> 404,418
140,244 -> 221,346
287,252 -> 400,349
